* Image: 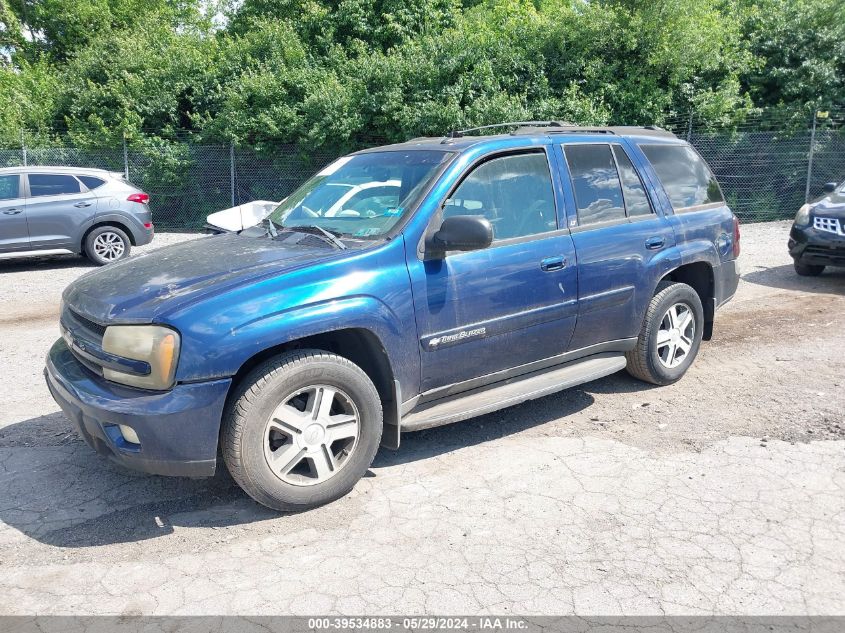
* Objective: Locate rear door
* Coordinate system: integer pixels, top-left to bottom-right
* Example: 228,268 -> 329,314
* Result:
0,174 -> 29,252
555,141 -> 677,350
25,173 -> 98,249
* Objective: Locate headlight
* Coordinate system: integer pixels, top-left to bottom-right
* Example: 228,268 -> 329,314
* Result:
102,325 -> 180,390
795,203 -> 811,227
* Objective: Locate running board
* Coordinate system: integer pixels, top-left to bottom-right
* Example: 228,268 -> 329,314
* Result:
0,248 -> 74,260
401,352 -> 627,432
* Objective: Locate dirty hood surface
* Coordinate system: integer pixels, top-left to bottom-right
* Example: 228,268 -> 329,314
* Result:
63,233 -> 340,322
813,189 -> 845,218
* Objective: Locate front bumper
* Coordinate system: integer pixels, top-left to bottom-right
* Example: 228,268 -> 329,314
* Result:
45,339 -> 231,477
789,224 -> 845,267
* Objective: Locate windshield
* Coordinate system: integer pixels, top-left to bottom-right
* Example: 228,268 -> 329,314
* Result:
267,150 -> 452,238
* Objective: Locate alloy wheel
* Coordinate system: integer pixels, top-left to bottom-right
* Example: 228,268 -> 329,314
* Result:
263,385 -> 361,486
656,302 -> 695,369
92,231 -> 126,261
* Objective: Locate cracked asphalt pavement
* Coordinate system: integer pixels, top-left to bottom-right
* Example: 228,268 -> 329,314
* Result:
0,222 -> 843,616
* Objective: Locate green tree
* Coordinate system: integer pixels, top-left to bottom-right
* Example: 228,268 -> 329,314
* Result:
735,0 -> 845,113
0,0 -> 841,151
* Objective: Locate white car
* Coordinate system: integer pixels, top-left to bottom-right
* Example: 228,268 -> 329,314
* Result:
206,200 -> 279,233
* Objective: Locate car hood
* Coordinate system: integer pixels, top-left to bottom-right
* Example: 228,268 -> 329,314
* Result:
813,191 -> 845,218
64,234 -> 343,322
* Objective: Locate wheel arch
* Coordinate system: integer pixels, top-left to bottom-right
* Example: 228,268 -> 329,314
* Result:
227,327 -> 400,443
81,220 -> 136,251
657,261 -> 715,340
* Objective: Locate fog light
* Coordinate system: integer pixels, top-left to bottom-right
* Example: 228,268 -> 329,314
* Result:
118,424 -> 140,445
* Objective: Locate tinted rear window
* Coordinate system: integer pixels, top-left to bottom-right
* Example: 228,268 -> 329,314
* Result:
563,144 -> 626,225
78,175 -> 106,190
28,174 -> 81,197
0,175 -> 20,200
640,144 -> 723,211
612,146 -> 653,217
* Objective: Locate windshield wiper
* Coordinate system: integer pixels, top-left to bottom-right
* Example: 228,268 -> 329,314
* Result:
282,225 -> 347,250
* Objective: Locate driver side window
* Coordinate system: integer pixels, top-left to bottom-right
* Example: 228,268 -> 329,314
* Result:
342,186 -> 400,216
445,152 -> 557,241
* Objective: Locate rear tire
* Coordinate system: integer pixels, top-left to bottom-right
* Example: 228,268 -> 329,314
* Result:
626,281 -> 704,386
793,260 -> 824,276
221,349 -> 383,512
84,225 -> 131,265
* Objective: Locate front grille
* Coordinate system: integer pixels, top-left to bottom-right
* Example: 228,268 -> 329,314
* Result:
60,307 -> 107,375
71,309 -> 106,337
805,245 -> 845,254
804,245 -> 845,264
62,308 -> 106,340
813,216 -> 844,236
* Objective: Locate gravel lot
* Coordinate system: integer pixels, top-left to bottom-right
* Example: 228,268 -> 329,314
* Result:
0,221 -> 843,615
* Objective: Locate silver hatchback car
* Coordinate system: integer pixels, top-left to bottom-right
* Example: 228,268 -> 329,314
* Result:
0,166 -> 154,265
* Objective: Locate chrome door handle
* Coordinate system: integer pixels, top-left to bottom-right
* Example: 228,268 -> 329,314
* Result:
540,256 -> 566,272
645,236 -> 665,250
73,202 -> 93,208
2,208 -> 22,215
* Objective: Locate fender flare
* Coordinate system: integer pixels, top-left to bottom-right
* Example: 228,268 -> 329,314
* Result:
78,216 -> 139,251
176,295 -> 411,388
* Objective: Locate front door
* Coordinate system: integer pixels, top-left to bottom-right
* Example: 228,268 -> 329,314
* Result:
0,174 -> 29,252
25,173 -> 98,249
555,141 -> 677,350
407,149 -> 579,395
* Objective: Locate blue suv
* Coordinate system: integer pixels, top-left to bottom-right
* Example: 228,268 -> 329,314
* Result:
45,123 -> 740,511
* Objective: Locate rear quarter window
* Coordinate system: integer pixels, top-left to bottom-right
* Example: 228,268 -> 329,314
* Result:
78,175 -> 106,190
640,144 -> 723,212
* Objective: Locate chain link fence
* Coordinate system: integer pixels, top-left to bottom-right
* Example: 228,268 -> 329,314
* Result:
2,111 -> 843,230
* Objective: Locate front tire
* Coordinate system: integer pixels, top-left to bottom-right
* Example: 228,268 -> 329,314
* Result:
84,226 -> 131,265
626,281 -> 704,386
221,349 -> 383,511
794,260 -> 824,276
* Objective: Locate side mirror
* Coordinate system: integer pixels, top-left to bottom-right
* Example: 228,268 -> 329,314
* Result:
428,215 -> 493,254
823,182 -> 838,194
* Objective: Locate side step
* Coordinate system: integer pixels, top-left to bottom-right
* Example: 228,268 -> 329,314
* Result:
401,352 -> 627,432
0,248 -> 75,260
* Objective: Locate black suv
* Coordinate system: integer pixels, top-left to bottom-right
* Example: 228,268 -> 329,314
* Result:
789,180 -> 845,276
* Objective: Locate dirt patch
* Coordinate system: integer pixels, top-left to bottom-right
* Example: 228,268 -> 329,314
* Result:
0,304 -> 61,326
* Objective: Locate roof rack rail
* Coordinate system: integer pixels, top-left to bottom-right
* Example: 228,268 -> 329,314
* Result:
445,121 -> 574,139
440,121 -> 677,142
513,124 -> 676,139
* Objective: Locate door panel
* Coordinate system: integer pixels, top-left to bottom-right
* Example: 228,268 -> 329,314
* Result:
406,150 -> 578,395
568,218 -> 675,347
0,175 -> 29,251
556,142 -> 677,350
409,234 -> 578,393
25,173 -> 98,249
